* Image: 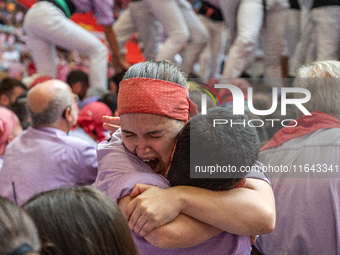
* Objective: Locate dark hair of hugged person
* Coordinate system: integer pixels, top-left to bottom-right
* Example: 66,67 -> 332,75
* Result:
167,107 -> 260,191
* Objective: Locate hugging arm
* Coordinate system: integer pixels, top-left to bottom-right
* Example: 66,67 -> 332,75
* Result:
125,178 -> 275,237
118,195 -> 222,249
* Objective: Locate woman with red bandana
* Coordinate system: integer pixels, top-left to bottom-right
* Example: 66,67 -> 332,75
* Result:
94,60 -> 275,254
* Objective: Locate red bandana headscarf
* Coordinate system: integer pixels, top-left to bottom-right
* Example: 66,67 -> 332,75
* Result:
77,102 -> 113,143
118,78 -> 198,121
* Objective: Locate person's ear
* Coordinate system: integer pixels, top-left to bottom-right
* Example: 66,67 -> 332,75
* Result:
64,106 -> 73,122
7,134 -> 15,144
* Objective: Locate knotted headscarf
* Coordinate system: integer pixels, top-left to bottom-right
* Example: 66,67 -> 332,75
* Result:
77,102 -> 112,143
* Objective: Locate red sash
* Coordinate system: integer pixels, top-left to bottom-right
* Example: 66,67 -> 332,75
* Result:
260,111 -> 340,151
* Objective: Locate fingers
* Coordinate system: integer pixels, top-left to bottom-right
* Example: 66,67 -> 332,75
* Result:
139,221 -> 155,237
103,123 -> 120,132
127,198 -> 149,232
129,207 -> 157,237
130,186 -> 142,198
130,208 -> 148,233
102,115 -> 120,125
102,116 -> 121,132
128,204 -> 141,230
130,184 -> 153,198
126,185 -> 155,229
251,235 -> 258,245
102,115 -> 113,122
123,197 -> 137,221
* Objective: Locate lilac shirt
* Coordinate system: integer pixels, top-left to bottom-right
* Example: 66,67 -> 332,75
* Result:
255,128 -> 340,254
0,155 -> 3,171
72,0 -> 115,26
0,127 -> 98,205
95,129 -> 254,255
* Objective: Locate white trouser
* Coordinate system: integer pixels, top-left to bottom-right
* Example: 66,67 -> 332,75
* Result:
143,0 -> 208,74
299,0 -> 313,9
220,0 -> 263,78
288,0 -> 313,75
198,15 -> 227,81
113,2 -> 161,61
286,9 -> 300,62
23,2 -> 108,90
312,6 -> 340,61
262,8 -> 288,78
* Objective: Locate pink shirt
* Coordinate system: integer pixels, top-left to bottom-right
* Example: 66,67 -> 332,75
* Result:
72,0 -> 115,25
0,127 -> 98,205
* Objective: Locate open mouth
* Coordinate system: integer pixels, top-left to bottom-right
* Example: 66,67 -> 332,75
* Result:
143,159 -> 161,173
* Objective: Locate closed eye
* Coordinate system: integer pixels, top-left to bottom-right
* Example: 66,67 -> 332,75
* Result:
148,131 -> 164,139
122,130 -> 135,138
150,135 -> 162,139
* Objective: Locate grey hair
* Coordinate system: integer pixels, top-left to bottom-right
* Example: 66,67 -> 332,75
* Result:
123,60 -> 188,89
28,87 -> 73,127
293,60 -> 340,117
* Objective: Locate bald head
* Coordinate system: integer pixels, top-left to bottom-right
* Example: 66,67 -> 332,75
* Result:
27,80 -> 74,128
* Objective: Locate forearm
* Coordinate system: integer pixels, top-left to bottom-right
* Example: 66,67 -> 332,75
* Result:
119,195 -> 222,249
178,179 -> 275,236
144,214 -> 222,249
102,25 -> 124,64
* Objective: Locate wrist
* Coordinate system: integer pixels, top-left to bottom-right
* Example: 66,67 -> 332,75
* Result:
176,186 -> 191,214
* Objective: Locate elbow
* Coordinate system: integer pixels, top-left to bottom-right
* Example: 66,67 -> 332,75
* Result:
259,207 -> 276,234
145,232 -> 175,249
149,236 -> 174,249
144,228 -> 186,249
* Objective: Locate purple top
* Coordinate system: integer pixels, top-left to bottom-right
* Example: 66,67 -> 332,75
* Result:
95,129 -> 254,255
0,155 -> 3,171
255,128 -> 340,254
72,0 -> 115,26
0,127 -> 98,205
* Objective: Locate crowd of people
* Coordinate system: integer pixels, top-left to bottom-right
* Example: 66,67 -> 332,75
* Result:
0,0 -> 339,254
0,0 -> 340,83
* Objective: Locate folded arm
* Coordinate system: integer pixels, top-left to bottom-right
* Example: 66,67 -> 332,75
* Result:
118,195 -> 222,249
179,178 -> 276,235
126,178 -> 275,237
